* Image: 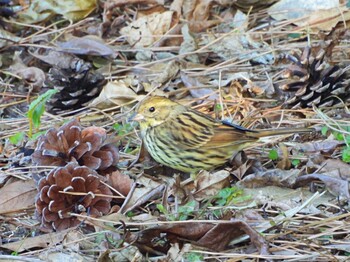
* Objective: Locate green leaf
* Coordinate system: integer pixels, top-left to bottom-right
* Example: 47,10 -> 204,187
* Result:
268,149 -> 279,160
9,132 -> 25,145
288,33 -> 302,39
178,201 -> 196,220
156,204 -> 167,214
113,122 -> 137,136
291,159 -> 300,167
321,126 -> 328,136
31,131 -> 46,140
184,253 -> 204,262
27,89 -> 58,137
342,147 -> 350,163
215,187 -> 243,206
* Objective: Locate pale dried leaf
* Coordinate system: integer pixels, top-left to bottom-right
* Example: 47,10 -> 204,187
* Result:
0,179 -> 36,214
88,80 -> 140,108
193,170 -> 230,200
120,11 -> 175,47
18,0 -> 97,23
1,229 -> 71,252
57,36 -> 115,57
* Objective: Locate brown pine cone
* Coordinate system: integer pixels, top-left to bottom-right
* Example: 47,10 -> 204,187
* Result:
32,119 -> 119,172
46,62 -> 106,115
35,162 -> 113,232
279,41 -> 350,109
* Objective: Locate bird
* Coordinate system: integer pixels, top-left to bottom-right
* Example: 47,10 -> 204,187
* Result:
133,96 -> 312,173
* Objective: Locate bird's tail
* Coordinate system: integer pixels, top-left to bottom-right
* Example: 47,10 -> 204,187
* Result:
251,127 -> 313,138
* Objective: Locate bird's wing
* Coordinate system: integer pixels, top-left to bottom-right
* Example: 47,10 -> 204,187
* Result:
156,110 -> 217,149
202,121 -> 259,149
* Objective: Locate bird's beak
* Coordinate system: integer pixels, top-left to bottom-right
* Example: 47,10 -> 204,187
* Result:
130,113 -> 145,122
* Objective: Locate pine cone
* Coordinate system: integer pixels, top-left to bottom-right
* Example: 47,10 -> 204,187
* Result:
46,62 -> 106,115
279,42 -> 350,109
32,119 -> 119,172
35,162 -> 113,232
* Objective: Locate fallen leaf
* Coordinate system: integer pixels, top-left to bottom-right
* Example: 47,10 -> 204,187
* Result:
120,11 -> 175,47
107,170 -> 133,197
1,229 -> 71,252
119,176 -> 166,214
294,173 -> 350,199
18,0 -> 97,23
193,170 -> 230,200
0,179 -> 36,214
57,36 -> 115,57
126,220 -> 269,254
238,169 -> 300,188
88,79 -> 140,109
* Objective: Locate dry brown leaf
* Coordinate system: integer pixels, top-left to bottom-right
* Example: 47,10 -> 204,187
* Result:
88,80 -> 141,108
292,139 -> 343,153
120,11 -> 175,47
294,173 -> 350,199
322,159 -> 350,180
180,72 -> 219,100
238,169 -> 300,188
9,52 -> 45,90
119,175 -> 165,214
126,220 -> 269,254
107,170 -> 133,197
193,170 -> 230,200
0,179 -> 36,214
269,0 -> 349,31
57,36 -> 115,57
1,228 -> 71,252
276,143 -> 291,170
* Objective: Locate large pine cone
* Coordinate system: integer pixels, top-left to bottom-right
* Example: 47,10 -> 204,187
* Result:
35,162 -> 113,232
32,119 -> 119,172
279,41 -> 350,109
46,62 -> 106,115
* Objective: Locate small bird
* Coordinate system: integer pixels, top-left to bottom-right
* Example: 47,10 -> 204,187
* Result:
133,96 -> 312,173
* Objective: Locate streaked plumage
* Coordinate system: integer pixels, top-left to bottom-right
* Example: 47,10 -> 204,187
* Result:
134,96 -> 312,173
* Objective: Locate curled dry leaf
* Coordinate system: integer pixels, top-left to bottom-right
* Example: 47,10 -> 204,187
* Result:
88,79 -> 141,109
57,36 -> 115,57
35,162 -> 113,232
294,173 -> 350,199
29,49 -> 83,70
204,33 -> 275,64
181,72 -> 219,100
18,0 -> 97,23
0,179 -> 37,215
322,159 -> 350,180
269,0 -> 348,31
107,170 -> 133,197
32,118 -> 119,172
238,169 -> 300,188
193,170 -> 230,200
9,52 -> 45,90
120,11 -> 175,47
126,220 -> 269,255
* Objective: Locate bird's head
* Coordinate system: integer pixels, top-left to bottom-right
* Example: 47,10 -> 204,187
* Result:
133,96 -> 186,131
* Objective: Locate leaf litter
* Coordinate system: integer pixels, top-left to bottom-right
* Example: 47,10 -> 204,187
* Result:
1,0 -> 350,261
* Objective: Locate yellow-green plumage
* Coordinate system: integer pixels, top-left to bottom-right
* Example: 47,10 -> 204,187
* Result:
135,96 -> 312,173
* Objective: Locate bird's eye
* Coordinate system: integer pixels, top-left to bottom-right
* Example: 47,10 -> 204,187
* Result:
149,107 -> 155,112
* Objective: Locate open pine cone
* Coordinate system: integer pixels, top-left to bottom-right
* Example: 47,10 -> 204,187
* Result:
32,119 -> 119,172
35,162 -> 113,232
279,41 -> 350,109
46,62 -> 106,115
